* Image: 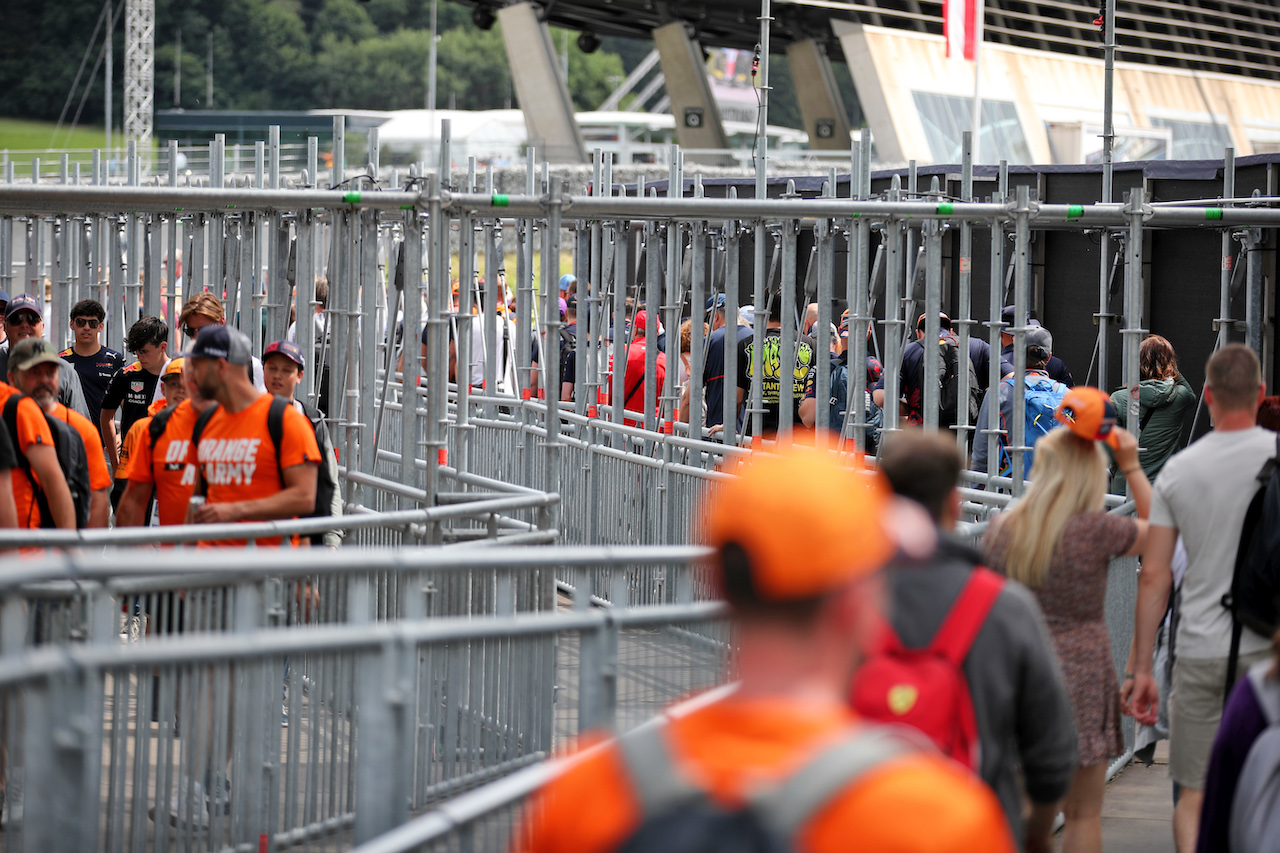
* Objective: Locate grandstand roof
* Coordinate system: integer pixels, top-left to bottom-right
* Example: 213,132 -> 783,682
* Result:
455,1 -> 1280,81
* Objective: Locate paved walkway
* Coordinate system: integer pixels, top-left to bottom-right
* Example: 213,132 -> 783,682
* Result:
1098,742 -> 1175,852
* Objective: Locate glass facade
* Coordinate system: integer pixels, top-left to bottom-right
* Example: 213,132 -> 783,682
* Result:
912,92 -> 1033,165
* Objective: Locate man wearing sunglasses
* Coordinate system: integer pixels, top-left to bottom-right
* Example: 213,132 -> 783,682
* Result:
0,294 -> 92,423
60,299 -> 124,434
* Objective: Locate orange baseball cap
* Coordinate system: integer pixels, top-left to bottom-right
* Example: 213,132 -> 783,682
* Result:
1055,386 -> 1121,450
704,446 -> 897,601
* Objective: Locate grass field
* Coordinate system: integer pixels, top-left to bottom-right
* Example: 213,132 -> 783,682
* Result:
0,116 -> 131,178
0,117 -> 125,153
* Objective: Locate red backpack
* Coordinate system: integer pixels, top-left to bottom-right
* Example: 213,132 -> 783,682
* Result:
849,568 -> 1004,770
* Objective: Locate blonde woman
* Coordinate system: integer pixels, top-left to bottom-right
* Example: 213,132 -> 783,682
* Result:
984,389 -> 1150,853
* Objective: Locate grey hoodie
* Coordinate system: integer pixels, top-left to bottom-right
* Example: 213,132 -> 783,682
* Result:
887,536 -> 1077,843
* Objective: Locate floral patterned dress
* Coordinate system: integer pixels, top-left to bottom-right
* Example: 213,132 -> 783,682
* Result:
985,511 -> 1137,766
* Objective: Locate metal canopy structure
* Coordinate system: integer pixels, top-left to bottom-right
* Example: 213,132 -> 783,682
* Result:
452,0 -> 1280,78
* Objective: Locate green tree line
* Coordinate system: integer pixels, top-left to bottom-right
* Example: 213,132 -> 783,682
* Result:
1,0 -> 851,139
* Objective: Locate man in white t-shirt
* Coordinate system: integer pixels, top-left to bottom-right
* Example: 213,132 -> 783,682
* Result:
1124,343 -> 1273,852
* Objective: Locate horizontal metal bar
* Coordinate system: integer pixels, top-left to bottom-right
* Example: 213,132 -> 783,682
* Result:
0,544 -> 713,588
0,493 -> 555,549
0,183 -> 422,213
0,600 -> 729,682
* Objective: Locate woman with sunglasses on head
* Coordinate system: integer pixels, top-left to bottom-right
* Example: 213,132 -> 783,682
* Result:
984,388 -> 1151,853
59,299 -> 124,435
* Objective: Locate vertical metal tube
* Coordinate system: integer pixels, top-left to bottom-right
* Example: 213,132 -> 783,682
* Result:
882,176 -> 904,440
359,210 -> 379,479
921,177 -> 943,432
813,173 -> 834,446
1010,185 -> 1033,493
332,116 -> 345,190
1097,0 -> 1117,388
688,205 -> 707,435
722,204 -> 741,447
543,178 -> 564,536
1124,187 -> 1146,437
401,210 -> 423,493
956,132 -> 975,451
849,137 -> 872,452
1218,149 -> 1237,351
778,213 -> 798,437
643,204 -> 660,431
425,172 -> 447,540
984,164 -> 1009,480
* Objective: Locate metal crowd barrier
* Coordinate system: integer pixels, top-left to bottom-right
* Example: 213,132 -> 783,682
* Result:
0,578 -> 728,853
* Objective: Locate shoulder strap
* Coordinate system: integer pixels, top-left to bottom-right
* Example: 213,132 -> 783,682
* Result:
751,726 -> 923,838
615,723 -> 700,818
2,396 -> 22,468
189,403 -> 219,498
928,568 -> 1005,666
149,405 -> 176,451
191,403 -> 219,450
267,395 -> 288,484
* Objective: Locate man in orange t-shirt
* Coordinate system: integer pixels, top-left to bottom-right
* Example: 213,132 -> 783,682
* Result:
0,351 -> 75,530
117,357 -> 211,528
518,448 -> 1015,853
184,326 -> 319,547
7,338 -> 111,527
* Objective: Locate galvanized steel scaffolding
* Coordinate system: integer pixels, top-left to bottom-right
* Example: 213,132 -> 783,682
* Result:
0,124 -> 1275,850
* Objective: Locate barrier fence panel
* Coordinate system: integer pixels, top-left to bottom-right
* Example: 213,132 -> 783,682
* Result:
0,591 -> 729,853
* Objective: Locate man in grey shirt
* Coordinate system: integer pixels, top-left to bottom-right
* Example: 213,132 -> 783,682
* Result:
1125,343 -> 1274,852
0,294 -> 91,422
880,430 -> 1077,851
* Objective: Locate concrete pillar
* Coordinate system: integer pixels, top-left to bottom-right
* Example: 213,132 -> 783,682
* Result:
831,19 -> 906,163
785,39 -> 852,151
652,21 -> 734,166
497,2 -> 588,164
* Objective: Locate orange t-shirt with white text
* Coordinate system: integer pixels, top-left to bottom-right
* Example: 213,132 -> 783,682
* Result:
517,694 -> 1014,853
0,383 -> 57,528
185,394 -> 321,546
127,400 -> 199,526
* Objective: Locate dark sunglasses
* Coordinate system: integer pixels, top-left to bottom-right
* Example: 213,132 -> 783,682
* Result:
72,317 -> 101,329
8,312 -> 40,327
183,324 -> 201,339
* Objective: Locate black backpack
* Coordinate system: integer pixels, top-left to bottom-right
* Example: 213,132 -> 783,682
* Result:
192,396 -> 340,546
937,333 -> 981,429
1226,432 -> 1280,692
558,327 -> 577,398
613,722 -> 921,853
3,394 -> 92,529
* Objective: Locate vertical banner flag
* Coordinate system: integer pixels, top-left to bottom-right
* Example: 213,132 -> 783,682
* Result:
945,0 -> 980,61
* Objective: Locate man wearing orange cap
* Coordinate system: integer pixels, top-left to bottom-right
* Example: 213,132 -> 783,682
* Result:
519,447 -> 1014,853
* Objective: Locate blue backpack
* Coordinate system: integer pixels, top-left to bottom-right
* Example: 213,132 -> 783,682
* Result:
998,375 -> 1067,478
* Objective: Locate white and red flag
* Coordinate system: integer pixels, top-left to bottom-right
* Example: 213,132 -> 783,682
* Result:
944,0 -> 983,61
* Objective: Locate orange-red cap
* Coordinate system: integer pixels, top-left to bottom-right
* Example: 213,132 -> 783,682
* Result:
1055,386 -> 1121,450
704,446 -> 896,601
